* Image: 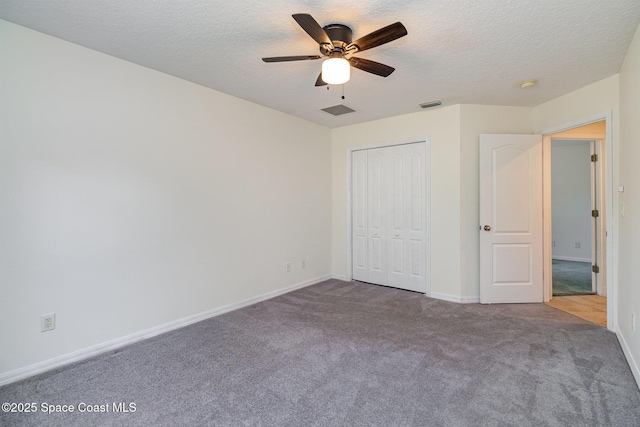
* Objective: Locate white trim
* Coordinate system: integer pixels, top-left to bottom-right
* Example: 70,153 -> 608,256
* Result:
540,109 -> 616,331
0,275 -> 331,387
543,135 -> 552,302
552,256 -> 591,263
346,137 -> 432,296
617,329 -> 640,389
425,142 -> 432,297
430,291 -> 480,304
331,274 -> 349,281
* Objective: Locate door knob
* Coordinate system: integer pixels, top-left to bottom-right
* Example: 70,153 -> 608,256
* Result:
395,234 -> 400,237
484,225 -> 491,231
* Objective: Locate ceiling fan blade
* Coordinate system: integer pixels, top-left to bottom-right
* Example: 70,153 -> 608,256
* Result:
262,55 -> 322,63
292,13 -> 334,48
349,57 -> 395,77
347,22 -> 407,53
315,72 -> 327,86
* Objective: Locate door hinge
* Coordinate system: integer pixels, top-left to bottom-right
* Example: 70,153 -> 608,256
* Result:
592,209 -> 599,217
591,154 -> 598,162
592,264 -> 600,273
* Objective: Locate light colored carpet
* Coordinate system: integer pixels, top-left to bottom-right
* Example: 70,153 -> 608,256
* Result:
1,279 -> 639,426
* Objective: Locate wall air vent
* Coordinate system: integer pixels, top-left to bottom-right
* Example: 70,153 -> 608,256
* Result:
321,104 -> 356,116
419,100 -> 443,109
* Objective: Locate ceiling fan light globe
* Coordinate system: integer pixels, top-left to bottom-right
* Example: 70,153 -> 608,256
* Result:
322,57 -> 350,84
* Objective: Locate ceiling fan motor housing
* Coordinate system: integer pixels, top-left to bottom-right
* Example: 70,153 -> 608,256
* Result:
320,24 -> 353,55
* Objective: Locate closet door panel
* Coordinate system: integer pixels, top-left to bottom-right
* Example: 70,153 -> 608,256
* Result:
352,142 -> 428,293
387,146 -> 407,288
405,143 -> 427,291
367,148 -> 387,285
351,150 -> 368,281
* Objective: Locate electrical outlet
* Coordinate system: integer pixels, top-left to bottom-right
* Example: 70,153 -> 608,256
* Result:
286,262 -> 292,273
41,313 -> 56,332
302,259 -> 307,269
575,242 -> 581,249
552,240 -> 556,247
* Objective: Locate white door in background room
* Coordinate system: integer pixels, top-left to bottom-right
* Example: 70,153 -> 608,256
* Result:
479,134 -> 543,303
352,142 -> 428,293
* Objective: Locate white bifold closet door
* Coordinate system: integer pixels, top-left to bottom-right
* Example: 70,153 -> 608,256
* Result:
352,142 -> 427,293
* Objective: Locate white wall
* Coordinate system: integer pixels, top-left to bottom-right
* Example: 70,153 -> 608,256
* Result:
551,141 -> 592,261
619,20 -> 640,386
459,105 -> 533,298
0,20 -> 332,378
534,75 -> 620,133
331,106 -> 462,300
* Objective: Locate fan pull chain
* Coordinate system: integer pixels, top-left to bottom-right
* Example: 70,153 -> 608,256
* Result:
326,84 -> 346,100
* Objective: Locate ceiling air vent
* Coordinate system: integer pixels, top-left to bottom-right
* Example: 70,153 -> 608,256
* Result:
419,100 -> 443,109
321,104 -> 355,116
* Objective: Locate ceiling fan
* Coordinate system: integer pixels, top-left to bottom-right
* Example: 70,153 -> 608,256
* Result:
262,13 -> 407,86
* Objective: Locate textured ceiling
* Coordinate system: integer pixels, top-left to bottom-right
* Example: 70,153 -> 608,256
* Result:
1,1 -> 639,128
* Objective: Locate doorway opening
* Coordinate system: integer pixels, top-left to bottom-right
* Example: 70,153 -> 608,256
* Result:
550,139 -> 599,296
543,120 -> 608,328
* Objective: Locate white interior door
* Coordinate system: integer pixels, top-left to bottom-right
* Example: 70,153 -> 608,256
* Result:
480,134 -> 543,303
386,143 -> 427,292
351,142 -> 427,293
367,147 -> 388,285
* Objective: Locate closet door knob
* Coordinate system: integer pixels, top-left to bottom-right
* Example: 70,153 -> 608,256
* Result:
395,234 -> 400,237
484,225 -> 491,231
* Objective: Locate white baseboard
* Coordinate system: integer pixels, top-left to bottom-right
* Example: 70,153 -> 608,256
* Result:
617,328 -> 640,389
460,295 -> 481,304
331,274 -> 349,281
0,275 -> 331,387
552,256 -> 591,263
430,291 -> 480,304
